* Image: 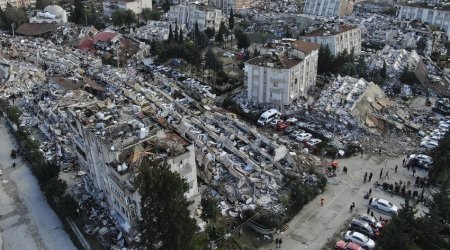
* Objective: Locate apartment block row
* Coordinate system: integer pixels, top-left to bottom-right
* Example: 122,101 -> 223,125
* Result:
303,0 -> 355,17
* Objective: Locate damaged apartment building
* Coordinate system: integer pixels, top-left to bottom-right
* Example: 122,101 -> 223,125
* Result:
245,40 -> 320,105
303,0 -> 355,17
62,96 -> 198,229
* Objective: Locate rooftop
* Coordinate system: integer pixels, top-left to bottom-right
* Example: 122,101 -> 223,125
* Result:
290,40 -> 321,54
402,3 -> 450,11
303,25 -> 358,37
246,53 -> 301,69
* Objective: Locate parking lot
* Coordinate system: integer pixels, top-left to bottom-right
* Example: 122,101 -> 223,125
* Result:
258,153 -> 429,250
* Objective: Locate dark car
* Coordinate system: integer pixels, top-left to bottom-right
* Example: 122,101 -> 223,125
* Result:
349,219 -> 378,238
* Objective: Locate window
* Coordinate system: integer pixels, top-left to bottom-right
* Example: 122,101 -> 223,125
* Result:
273,83 -> 278,88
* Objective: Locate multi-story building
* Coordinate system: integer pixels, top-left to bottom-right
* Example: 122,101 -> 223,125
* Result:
398,3 -> 450,40
245,40 -> 320,105
302,25 -> 361,56
208,0 -> 251,15
64,98 -> 198,228
303,0 -> 354,17
103,0 -> 152,17
0,0 -> 35,9
167,2 -> 223,31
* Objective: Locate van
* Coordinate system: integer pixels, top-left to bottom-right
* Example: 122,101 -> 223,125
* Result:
257,109 -> 281,126
349,219 -> 377,238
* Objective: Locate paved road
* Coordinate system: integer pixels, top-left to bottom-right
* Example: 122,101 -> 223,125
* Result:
0,121 -> 76,250
260,153 -> 429,250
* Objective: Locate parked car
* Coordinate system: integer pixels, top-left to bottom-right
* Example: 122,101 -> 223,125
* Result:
349,219 -> 378,238
295,132 -> 313,142
289,130 -> 304,139
277,121 -> 291,131
284,126 -> 295,135
306,138 -> 322,147
270,119 -> 281,127
370,198 -> 398,214
407,154 -> 433,165
420,139 -> 439,149
345,231 -> 375,250
335,240 -> 363,250
358,214 -> 382,229
286,117 -> 298,124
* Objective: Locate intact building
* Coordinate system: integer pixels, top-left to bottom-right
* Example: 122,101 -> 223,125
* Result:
103,0 -> 152,17
303,0 -> 354,17
65,99 -> 198,229
302,25 -> 361,56
398,3 -> 450,40
245,40 -> 320,105
167,2 -> 223,31
208,0 -> 251,15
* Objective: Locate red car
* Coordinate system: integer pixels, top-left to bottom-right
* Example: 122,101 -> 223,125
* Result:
335,240 -> 363,250
276,121 -> 291,131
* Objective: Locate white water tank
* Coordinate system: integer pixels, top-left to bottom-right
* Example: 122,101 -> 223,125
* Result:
96,112 -> 104,120
139,127 -> 146,139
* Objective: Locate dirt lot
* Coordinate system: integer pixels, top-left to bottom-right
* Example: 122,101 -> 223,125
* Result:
258,153 -> 429,250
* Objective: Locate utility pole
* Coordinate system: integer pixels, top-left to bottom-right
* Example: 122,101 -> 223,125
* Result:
11,23 -> 15,37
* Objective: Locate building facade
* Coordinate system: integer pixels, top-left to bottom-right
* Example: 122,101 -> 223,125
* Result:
398,4 -> 450,40
208,0 -> 251,15
65,101 -> 198,229
303,0 -> 354,17
302,25 -> 361,56
245,40 -> 319,105
0,0 -> 35,9
167,2 -> 223,31
103,0 -> 152,17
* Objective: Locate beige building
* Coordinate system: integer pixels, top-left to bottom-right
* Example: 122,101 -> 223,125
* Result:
245,40 -> 320,105
208,0 -> 251,15
103,0 -> 152,17
303,0 -> 354,17
167,2 -> 223,31
302,25 -> 361,56
66,99 -> 198,229
0,0 -> 35,9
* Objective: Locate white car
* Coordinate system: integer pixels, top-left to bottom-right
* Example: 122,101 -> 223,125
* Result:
345,231 -> 375,250
306,138 -> 322,147
420,139 -> 439,149
289,130 -> 304,139
439,123 -> 450,129
286,117 -> 298,124
370,198 -> 398,214
270,119 -> 281,127
408,154 -> 433,165
295,132 -> 313,142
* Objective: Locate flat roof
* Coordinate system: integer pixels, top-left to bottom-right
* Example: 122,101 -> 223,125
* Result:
246,53 -> 301,69
304,25 -> 358,37
290,40 -> 321,54
16,23 -> 61,36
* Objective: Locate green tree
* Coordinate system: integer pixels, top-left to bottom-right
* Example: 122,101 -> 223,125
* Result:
215,21 -> 226,43
71,0 -> 84,24
179,28 -> 183,43
58,194 -> 78,219
111,9 -> 126,27
163,0 -> 171,13
0,4 -> 28,30
377,199 -> 416,250
168,24 -> 173,42
174,22 -> 179,42
317,45 -> 334,74
141,8 -> 161,21
124,9 -> 136,27
44,177 -> 67,200
205,27 -> 215,39
205,47 -> 223,72
200,197 -> 219,221
234,28 -> 250,50
355,55 -> 367,77
429,133 -> 450,183
228,8 -> 234,31
35,0 -> 51,9
136,159 -> 197,250
417,36 -> 428,52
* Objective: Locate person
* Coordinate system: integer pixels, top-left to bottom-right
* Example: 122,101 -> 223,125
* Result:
385,170 -> 389,179
368,172 -> 373,182
13,161 -> 16,167
379,148 -> 382,155
407,164 -> 410,171
395,165 -> 398,173
361,149 -> 364,158
321,197 -> 325,206
379,168 -> 383,179
403,158 -> 406,165
413,169 -> 416,177
369,197 -> 373,205
343,166 -> 348,174
275,238 -> 279,248
370,211 -> 374,217
350,202 -> 355,212
367,207 -> 370,215
368,188 -> 372,195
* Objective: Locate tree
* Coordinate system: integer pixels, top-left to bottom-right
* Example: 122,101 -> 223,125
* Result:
317,45 -> 334,74
380,61 -> 387,79
141,8 -> 161,21
377,199 -> 416,250
0,5 -> 28,30
124,9 -> 136,27
35,0 -> 51,9
111,9 -> 126,27
285,26 -> 293,38
168,24 -> 173,42
205,27 -> 215,39
71,0 -> 84,24
163,0 -> 171,13
179,28 -> 183,43
417,36 -> 428,52
205,47 -> 223,72
429,133 -> 450,183
44,177 -> 67,200
215,21 -> 226,43
136,159 -> 197,250
174,23 -> 179,42
200,197 -> 219,221
234,28 -> 250,50
355,55 -> 367,77
228,8 -> 234,31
